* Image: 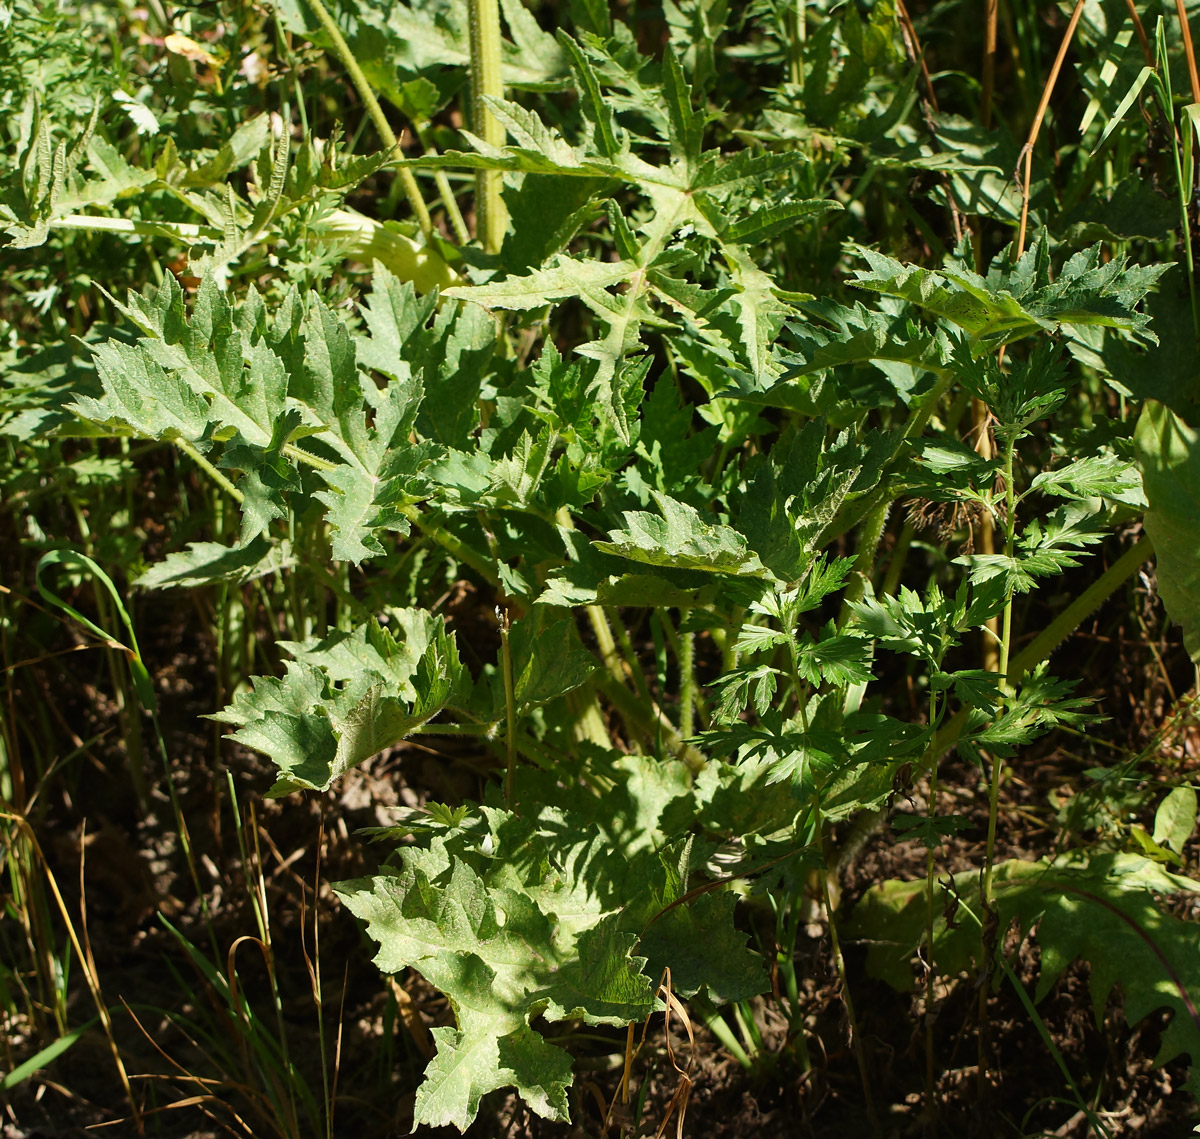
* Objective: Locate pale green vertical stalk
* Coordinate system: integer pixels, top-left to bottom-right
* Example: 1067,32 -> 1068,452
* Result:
813,793 -> 878,1131
500,610 -> 517,802
469,0 -> 507,251
305,0 -> 435,243
982,437 -> 1017,907
415,125 -> 471,245
177,437 -> 244,504
838,498 -> 890,626
977,433 -> 1017,1089
924,684 -> 941,1130
678,612 -> 695,739
790,0 -> 807,86
879,519 -> 915,599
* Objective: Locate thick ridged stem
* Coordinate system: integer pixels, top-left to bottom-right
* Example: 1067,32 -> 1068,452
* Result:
468,0 -> 507,251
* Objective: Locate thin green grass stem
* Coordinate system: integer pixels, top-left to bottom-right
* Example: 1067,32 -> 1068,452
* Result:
956,899 -> 1114,1139
924,688 -> 940,1130
304,0 -> 435,243
690,990 -> 755,1069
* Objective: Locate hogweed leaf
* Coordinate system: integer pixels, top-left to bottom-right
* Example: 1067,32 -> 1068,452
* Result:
135,537 -> 295,590
212,615 -> 463,795
597,490 -> 769,576
1135,401 -> 1200,661
335,792 -> 760,1130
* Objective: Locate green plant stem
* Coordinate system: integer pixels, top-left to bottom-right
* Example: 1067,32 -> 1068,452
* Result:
772,899 -> 811,1071
605,606 -> 653,704
468,0 -> 507,252
1007,534 -> 1153,684
879,518 -> 915,598
402,506 -> 498,585
661,609 -> 697,737
828,533 -> 1155,882
1167,109 -> 1200,344
978,433 -> 1017,1092
416,125 -> 472,244
55,214 -> 219,239
982,437 -> 1018,907
814,794 -> 878,1132
586,603 -> 627,686
176,438 -> 245,504
304,0 -> 435,244
599,676 -> 706,774
956,899 -> 1114,1139
733,1001 -> 765,1056
690,991 -> 755,1069
924,687 -> 940,1131
789,0 -> 806,87
499,609 -> 517,802
678,615 -> 695,738
838,498 -> 890,625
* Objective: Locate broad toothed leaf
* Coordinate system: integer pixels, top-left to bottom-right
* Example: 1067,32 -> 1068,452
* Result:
135,537 -> 295,590
1136,401 -> 1200,662
213,615 -> 462,795
597,490 -> 769,577
336,788 -> 760,1130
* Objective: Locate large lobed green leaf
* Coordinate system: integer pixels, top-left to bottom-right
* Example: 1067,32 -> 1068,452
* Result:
337,756 -> 765,1130
212,613 -> 462,795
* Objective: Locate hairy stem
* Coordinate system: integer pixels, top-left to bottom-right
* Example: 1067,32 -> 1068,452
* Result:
416,125 -> 472,244
924,688 -> 941,1129
983,437 -> 1018,899
978,433 -> 1017,1090
838,498 -> 890,625
176,438 -> 245,504
678,611 -> 696,739
499,608 -> 517,802
468,0 -> 507,252
599,675 -> 706,774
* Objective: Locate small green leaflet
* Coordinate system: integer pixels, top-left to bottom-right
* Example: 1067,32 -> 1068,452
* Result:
1029,452 -> 1145,506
